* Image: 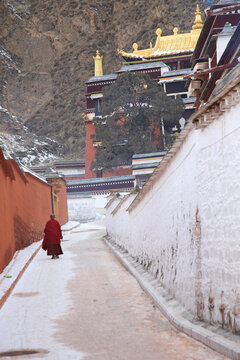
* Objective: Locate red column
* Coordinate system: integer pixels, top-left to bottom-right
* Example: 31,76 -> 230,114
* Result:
85,120 -> 97,179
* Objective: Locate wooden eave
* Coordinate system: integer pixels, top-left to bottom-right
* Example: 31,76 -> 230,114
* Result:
206,3 -> 240,16
192,10 -> 240,62
200,23 -> 240,102
122,52 -> 193,63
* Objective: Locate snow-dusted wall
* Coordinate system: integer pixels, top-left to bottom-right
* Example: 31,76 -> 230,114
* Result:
67,196 -> 96,222
106,94 -> 240,331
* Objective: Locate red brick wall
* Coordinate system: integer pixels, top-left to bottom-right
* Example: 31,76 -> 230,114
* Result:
0,150 -> 54,273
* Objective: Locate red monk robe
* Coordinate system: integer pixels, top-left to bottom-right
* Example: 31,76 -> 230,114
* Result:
42,215 -> 63,258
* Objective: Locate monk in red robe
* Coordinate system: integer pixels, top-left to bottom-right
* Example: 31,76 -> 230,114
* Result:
42,214 -> 63,259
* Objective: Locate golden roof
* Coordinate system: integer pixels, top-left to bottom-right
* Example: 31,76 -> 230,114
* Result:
118,5 -> 203,60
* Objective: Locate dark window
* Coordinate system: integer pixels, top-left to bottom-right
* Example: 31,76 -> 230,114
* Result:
168,62 -> 177,71
96,170 -> 103,178
95,99 -> 102,116
166,81 -> 186,94
181,60 -> 191,69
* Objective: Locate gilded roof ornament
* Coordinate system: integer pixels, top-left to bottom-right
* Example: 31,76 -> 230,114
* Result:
192,4 -> 203,30
133,43 -> 138,52
117,6 -> 203,60
173,27 -> 179,35
93,50 -> 103,77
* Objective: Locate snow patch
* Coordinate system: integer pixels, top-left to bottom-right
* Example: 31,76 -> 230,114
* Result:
0,104 -> 63,166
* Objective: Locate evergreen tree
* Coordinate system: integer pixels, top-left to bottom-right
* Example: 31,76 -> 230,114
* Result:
91,72 -> 184,173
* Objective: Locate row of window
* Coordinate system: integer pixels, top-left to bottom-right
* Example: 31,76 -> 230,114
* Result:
90,81 -> 115,86
69,180 -> 133,189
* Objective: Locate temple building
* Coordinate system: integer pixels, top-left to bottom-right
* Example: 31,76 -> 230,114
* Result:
187,0 -> 240,108
84,5 -> 203,181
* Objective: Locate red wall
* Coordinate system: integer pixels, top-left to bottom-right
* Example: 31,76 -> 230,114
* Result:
85,119 -> 132,179
85,121 -> 97,178
58,181 -> 69,225
0,149 -> 68,273
103,167 -> 132,177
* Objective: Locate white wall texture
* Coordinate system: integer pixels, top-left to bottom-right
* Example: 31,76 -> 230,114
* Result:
106,100 -> 240,332
67,196 -> 96,222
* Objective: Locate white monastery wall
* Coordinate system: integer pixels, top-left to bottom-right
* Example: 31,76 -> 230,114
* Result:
67,196 -> 96,221
106,100 -> 240,331
106,194 -> 137,252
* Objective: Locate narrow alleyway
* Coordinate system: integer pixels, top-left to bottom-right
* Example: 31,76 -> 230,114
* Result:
0,220 -> 228,360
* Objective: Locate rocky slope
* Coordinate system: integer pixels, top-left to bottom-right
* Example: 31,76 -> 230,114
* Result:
0,0 -> 204,164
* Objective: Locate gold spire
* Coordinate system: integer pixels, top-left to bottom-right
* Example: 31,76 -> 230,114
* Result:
155,28 -> 162,49
93,50 -> 103,77
192,4 -> 203,30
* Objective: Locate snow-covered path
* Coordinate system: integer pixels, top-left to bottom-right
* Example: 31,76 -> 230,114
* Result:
0,219 -> 227,360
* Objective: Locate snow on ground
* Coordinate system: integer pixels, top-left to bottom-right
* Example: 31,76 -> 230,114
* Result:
0,241 -> 41,302
5,0 -> 30,20
0,219 -> 88,359
0,46 -> 21,73
0,131 -> 59,166
0,221 -> 80,302
61,221 -> 80,232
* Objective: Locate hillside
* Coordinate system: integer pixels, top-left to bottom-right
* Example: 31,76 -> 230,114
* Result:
0,0 -> 205,164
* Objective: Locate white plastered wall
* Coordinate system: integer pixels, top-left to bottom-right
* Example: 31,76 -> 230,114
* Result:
106,101 -> 240,330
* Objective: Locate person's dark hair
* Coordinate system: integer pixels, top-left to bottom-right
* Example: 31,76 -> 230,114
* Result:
50,214 -> 55,219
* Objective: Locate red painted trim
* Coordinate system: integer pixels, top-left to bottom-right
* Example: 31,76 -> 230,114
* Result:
184,60 -> 239,79
206,5 -> 240,17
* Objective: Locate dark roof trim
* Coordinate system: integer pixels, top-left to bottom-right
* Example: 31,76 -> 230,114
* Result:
86,74 -> 117,83
132,152 -> 167,159
67,175 -> 135,186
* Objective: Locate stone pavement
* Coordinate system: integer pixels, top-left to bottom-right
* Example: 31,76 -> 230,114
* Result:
0,220 -> 240,359
104,235 -> 240,360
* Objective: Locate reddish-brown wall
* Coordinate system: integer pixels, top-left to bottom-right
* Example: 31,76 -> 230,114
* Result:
102,167 -> 132,177
85,121 -> 97,178
85,121 -> 132,179
58,181 -> 68,225
0,149 -> 68,273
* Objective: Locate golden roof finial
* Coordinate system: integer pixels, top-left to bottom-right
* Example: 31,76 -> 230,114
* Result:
173,27 -> 179,35
133,43 -> 138,52
192,4 -> 203,30
155,28 -> 162,49
93,50 -> 103,77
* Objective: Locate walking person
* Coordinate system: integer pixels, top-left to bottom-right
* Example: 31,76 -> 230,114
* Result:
42,214 -> 63,259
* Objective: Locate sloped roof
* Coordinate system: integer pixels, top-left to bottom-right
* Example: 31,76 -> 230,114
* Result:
118,61 -> 167,73
87,74 -> 117,83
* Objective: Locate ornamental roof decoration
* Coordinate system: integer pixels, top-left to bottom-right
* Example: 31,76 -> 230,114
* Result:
118,5 -> 203,61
